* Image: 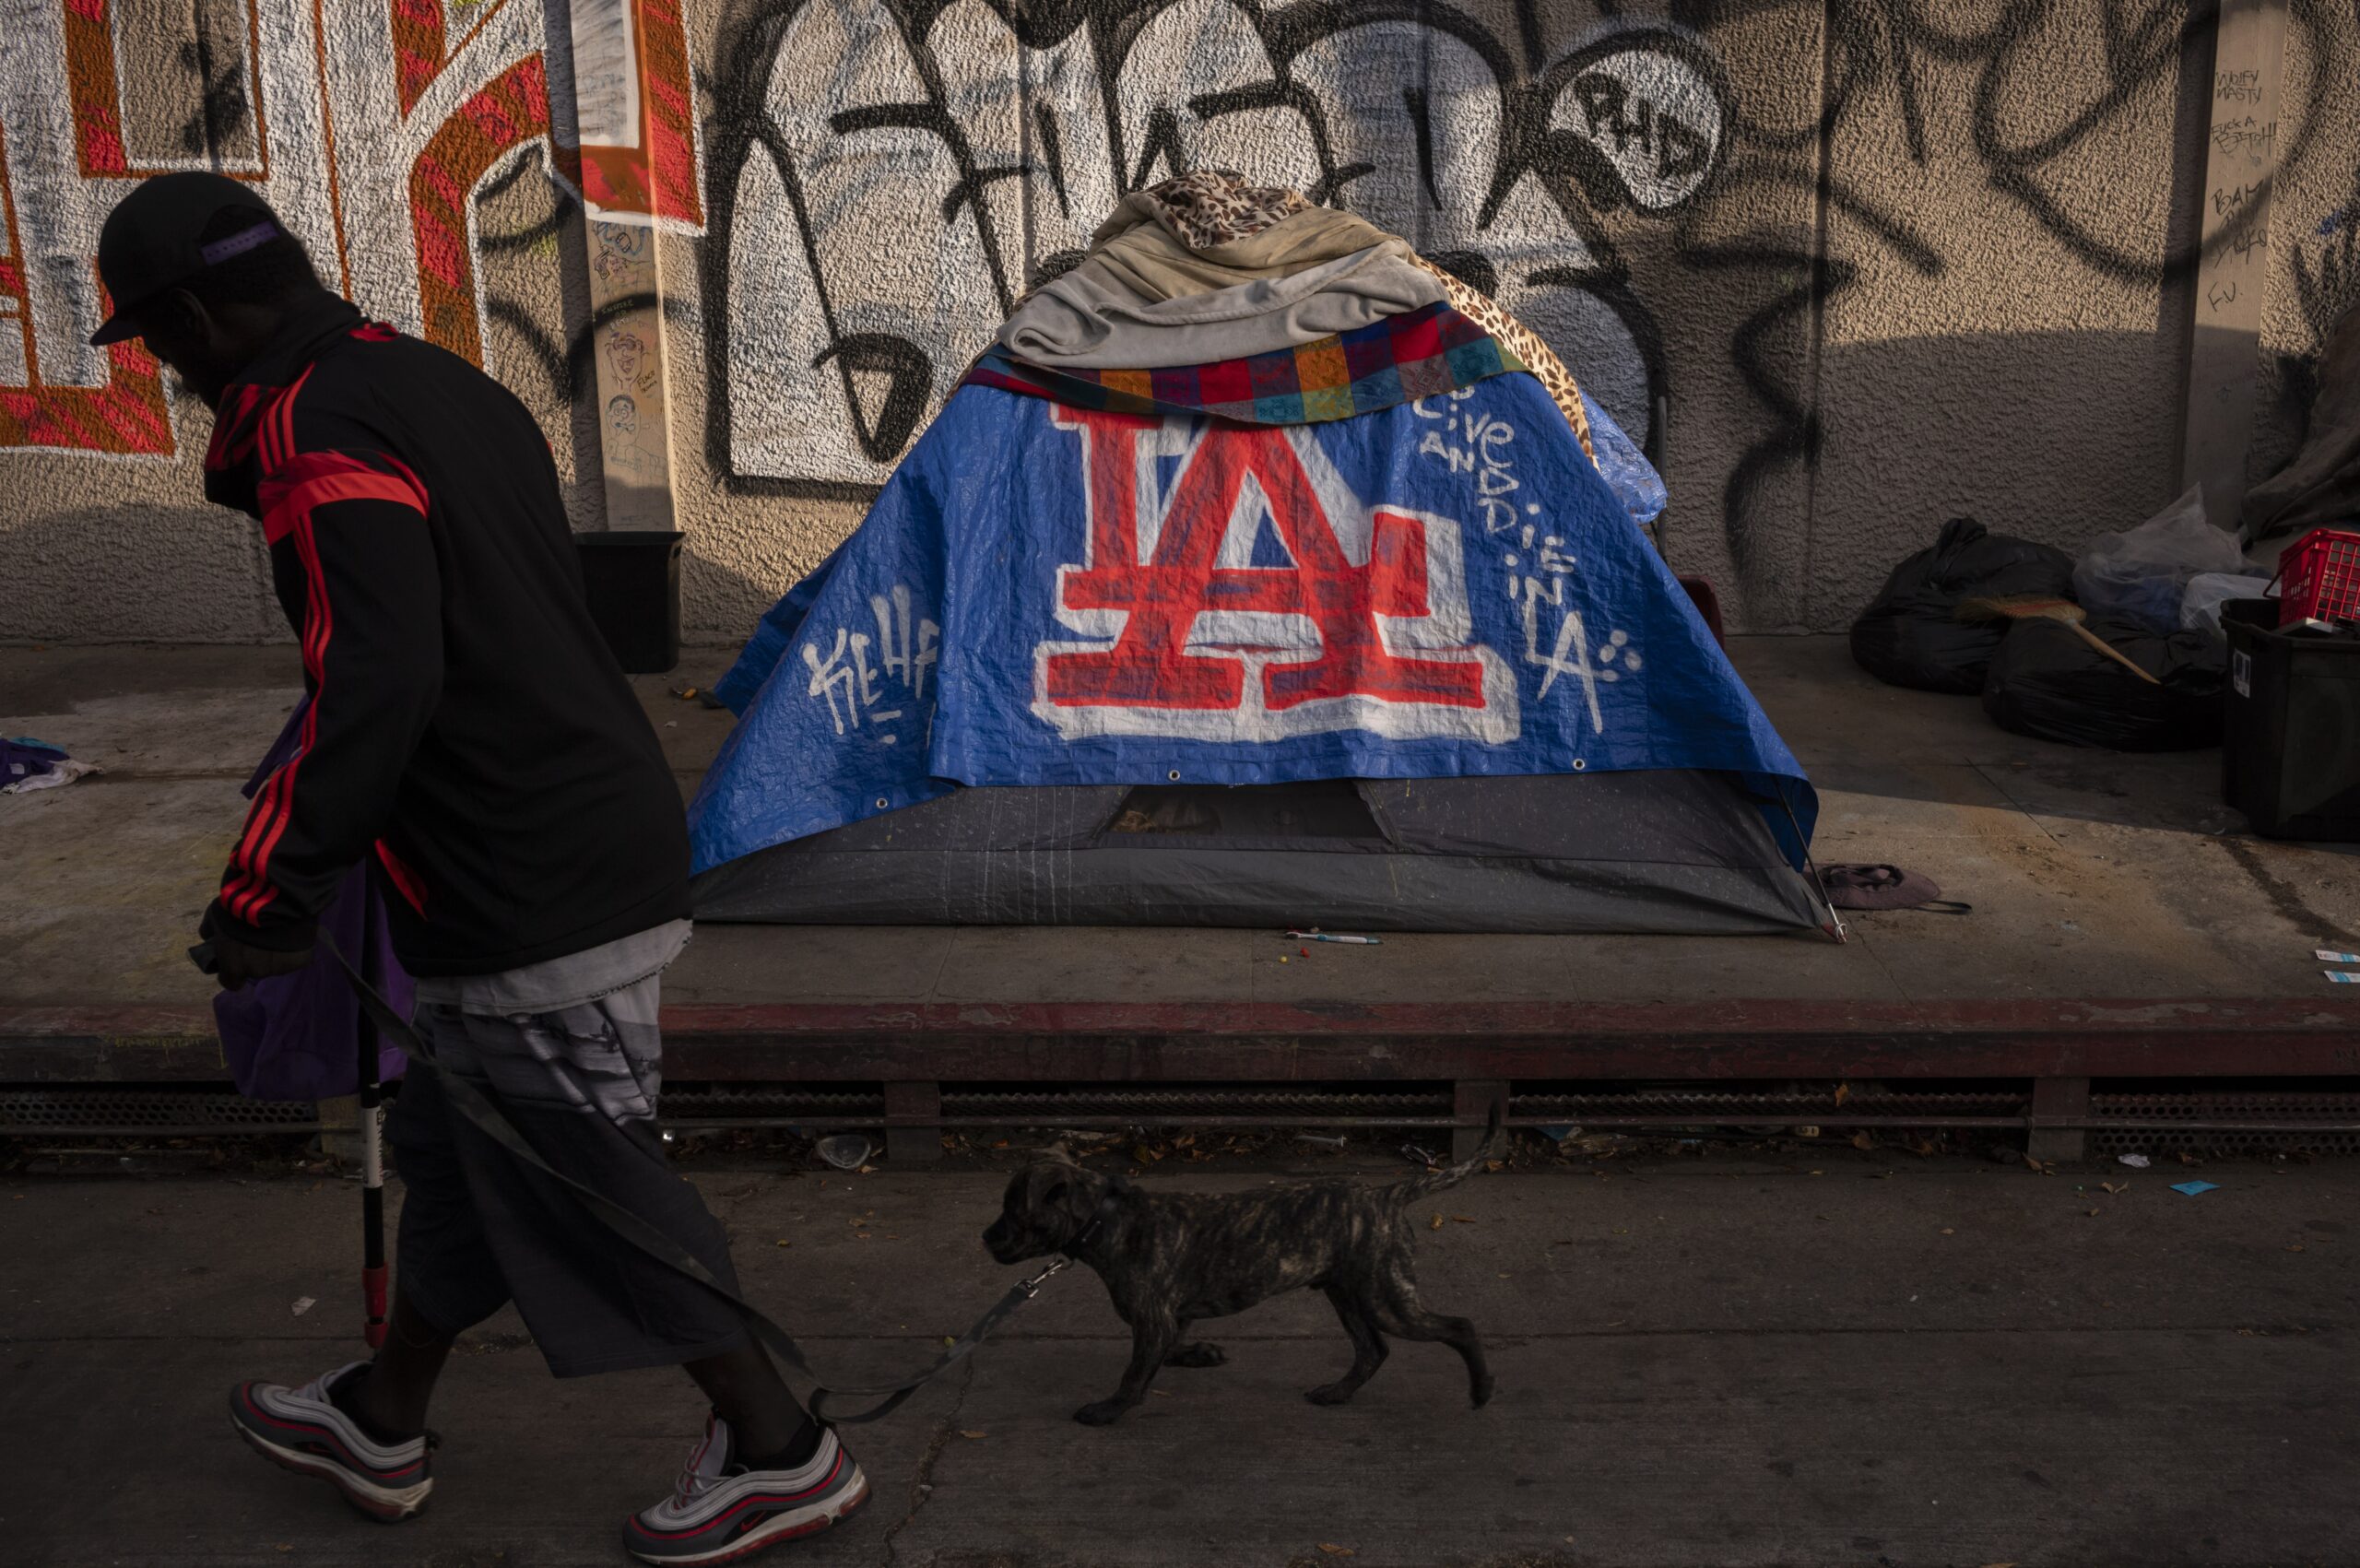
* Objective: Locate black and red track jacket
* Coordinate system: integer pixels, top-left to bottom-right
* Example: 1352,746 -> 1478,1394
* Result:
200,296 -> 689,976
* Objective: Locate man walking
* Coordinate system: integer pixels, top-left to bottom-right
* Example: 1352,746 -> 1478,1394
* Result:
92,172 -> 866,1562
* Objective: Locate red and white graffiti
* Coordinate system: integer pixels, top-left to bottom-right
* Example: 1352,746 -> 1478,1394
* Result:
1032,407 -> 1517,743
0,0 -> 702,457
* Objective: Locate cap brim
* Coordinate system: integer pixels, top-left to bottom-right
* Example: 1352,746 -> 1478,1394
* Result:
88,311 -> 140,347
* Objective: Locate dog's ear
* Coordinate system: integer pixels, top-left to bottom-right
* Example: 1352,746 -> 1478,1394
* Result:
1038,1145 -> 1081,1169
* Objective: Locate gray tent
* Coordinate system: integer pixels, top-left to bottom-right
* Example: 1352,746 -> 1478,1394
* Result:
690,771 -> 1823,934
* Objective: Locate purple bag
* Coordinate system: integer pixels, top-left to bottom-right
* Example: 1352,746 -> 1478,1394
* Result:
212,698 -> 410,1101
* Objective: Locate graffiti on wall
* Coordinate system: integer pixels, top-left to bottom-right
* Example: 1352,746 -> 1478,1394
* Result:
6,0 -> 2356,619
1683,0 -> 2360,575
701,0 -> 1729,497
698,0 -> 2360,581
0,0 -> 703,457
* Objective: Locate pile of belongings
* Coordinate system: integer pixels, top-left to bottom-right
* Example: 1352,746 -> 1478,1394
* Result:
1850,488 -> 2265,750
2241,304 -> 2360,548
690,172 -> 1826,935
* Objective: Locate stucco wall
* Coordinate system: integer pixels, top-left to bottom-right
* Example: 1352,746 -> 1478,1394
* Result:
3,0 -> 2355,647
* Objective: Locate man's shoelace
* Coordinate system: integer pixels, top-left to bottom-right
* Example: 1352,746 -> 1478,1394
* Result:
671,1441 -> 728,1508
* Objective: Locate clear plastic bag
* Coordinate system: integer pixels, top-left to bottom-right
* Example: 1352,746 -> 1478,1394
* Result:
2178,572 -> 2272,639
2072,486 -> 2250,635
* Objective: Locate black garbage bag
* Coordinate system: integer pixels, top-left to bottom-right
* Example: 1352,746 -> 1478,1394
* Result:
1979,614 -> 2225,750
1850,516 -> 2077,693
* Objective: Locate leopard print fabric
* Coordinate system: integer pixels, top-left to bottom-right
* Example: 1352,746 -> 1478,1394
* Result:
1135,169 -> 1313,251
1410,254 -> 1597,464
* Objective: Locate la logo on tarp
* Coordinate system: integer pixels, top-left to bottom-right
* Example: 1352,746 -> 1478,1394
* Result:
1032,408 -> 1518,743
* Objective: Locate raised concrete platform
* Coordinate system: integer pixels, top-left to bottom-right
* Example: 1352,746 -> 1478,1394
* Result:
6,637 -> 2359,1143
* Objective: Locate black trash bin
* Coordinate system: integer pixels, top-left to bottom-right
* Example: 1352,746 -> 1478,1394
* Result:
575,530 -> 682,675
2223,596 -> 2360,840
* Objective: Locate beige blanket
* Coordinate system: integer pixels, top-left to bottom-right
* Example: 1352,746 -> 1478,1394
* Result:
1004,170 -> 1598,463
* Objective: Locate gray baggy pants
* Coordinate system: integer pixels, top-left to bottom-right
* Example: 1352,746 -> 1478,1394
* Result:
384,973 -> 749,1376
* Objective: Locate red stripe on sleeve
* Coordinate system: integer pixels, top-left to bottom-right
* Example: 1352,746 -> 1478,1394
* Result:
261,468 -> 430,544
224,442 -> 429,925
259,448 -> 428,541
224,505 -> 334,923
374,840 -> 428,915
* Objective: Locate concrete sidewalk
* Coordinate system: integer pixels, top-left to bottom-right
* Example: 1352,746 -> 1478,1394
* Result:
5,636 -> 2360,1018
4,1149 -> 2354,1566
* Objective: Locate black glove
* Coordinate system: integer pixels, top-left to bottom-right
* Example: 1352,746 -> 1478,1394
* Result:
195,910 -> 314,992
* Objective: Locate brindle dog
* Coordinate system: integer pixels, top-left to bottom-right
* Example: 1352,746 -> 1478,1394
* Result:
982,1117 -> 1500,1425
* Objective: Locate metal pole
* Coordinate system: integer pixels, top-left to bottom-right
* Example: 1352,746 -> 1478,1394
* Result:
357,901 -> 387,1351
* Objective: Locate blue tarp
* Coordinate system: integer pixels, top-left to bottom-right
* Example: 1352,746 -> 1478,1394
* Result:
1581,391 -> 1668,533
691,376 -> 1812,874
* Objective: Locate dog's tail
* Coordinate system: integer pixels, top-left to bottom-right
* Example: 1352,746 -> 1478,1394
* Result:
1395,1103 -> 1505,1201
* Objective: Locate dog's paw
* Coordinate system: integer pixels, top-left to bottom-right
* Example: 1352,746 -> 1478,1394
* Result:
1304,1382 -> 1359,1407
1165,1342 -> 1227,1368
1071,1399 -> 1131,1426
1470,1374 -> 1495,1409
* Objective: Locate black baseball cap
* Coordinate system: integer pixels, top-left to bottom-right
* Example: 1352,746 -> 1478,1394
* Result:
89,171 -> 286,346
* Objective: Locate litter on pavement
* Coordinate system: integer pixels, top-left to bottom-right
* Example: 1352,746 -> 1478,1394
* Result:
2171,1180 -> 2222,1197
1,737 -> 100,795
814,1135 -> 874,1172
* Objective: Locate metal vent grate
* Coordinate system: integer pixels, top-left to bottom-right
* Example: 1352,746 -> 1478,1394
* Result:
1515,1090 -> 2024,1120
942,1089 -> 1454,1123
0,1089 -> 316,1138
2090,1091 -> 2360,1154
11,1083 -> 2359,1145
655,1088 -> 883,1127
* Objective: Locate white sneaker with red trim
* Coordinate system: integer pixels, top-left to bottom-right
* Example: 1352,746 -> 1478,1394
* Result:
229,1363 -> 433,1521
623,1414 -> 868,1564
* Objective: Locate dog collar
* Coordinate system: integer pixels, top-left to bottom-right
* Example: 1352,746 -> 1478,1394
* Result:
1064,1191 -> 1124,1256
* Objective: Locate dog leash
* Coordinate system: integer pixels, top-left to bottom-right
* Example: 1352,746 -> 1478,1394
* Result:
194,936 -> 1070,1424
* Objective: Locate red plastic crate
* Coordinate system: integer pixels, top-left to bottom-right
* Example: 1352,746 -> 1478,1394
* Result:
2277,528 -> 2360,626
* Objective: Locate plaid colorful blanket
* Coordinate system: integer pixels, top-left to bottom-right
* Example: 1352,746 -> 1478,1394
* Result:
962,301 -> 1527,425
